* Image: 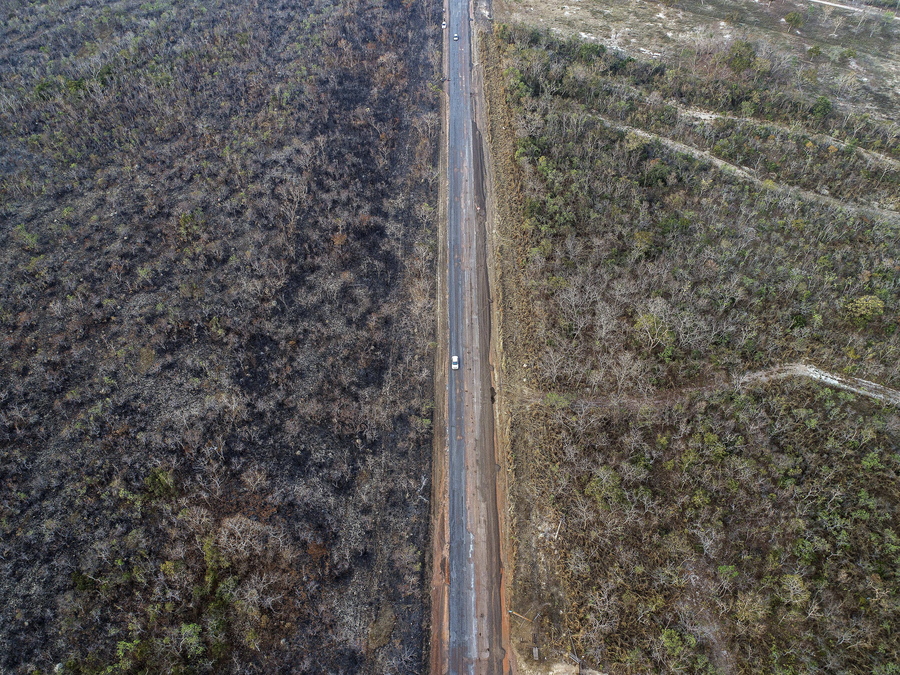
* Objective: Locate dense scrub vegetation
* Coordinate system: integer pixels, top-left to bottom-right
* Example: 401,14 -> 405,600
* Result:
495,0 -> 900,134
508,41 -> 900,208
484,24 -> 900,673
501,27 -> 900,158
0,0 -> 440,672
496,26 -> 899,398
514,380 -> 900,673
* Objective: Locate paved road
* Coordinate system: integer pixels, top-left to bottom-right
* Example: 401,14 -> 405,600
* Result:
444,0 -> 505,673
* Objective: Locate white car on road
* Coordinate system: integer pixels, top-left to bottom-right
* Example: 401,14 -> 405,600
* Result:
451,355 -> 459,370
453,33 -> 459,41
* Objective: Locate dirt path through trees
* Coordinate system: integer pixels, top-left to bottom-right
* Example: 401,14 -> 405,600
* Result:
808,0 -> 900,17
520,363 -> 900,412
679,107 -> 900,173
588,113 -> 900,223
741,363 -> 900,405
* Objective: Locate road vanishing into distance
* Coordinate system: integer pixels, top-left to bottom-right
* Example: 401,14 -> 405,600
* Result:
443,0 -> 506,673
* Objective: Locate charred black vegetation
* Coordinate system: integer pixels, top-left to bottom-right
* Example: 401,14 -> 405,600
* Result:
0,0 -> 441,672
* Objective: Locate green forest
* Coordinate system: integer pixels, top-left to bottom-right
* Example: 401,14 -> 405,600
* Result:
485,22 -> 900,674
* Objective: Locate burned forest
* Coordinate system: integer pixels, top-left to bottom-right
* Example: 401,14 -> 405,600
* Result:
0,0 -> 441,672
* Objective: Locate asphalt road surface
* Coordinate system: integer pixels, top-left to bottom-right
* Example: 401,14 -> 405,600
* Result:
444,0 -> 505,673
